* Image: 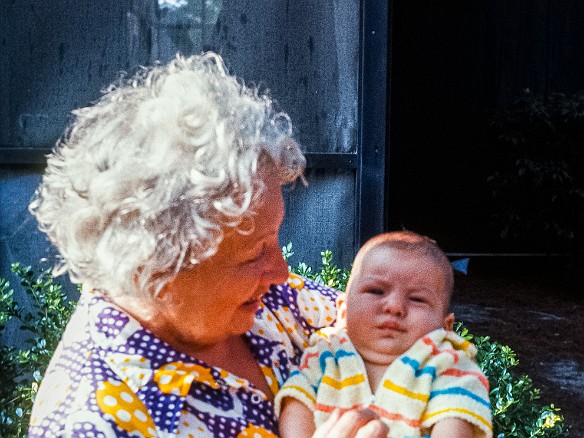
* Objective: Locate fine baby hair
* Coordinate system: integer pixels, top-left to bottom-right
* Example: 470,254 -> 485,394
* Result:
354,230 -> 454,297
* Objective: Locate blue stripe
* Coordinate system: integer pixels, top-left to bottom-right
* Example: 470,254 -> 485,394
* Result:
319,349 -> 356,373
290,365 -> 319,393
429,387 -> 490,408
289,369 -> 301,378
401,356 -> 437,380
319,351 -> 334,373
336,350 -> 355,361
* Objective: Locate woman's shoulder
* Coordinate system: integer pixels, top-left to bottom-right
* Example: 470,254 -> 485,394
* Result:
262,273 -> 339,330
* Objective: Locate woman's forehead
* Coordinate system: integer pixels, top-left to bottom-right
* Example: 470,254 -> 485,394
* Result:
212,173 -> 283,257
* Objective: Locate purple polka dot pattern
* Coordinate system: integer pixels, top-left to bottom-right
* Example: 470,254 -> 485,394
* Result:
28,277 -> 339,437
95,307 -> 130,339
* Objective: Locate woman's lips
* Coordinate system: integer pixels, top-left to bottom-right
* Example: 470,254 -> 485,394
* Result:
241,297 -> 261,309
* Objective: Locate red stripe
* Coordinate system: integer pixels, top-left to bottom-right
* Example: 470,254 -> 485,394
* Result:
316,403 -> 422,429
422,337 -> 459,363
315,403 -> 366,413
300,351 -> 319,370
441,368 -> 489,391
369,405 -> 421,428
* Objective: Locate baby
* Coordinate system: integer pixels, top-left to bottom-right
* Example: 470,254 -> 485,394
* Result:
275,231 -> 492,437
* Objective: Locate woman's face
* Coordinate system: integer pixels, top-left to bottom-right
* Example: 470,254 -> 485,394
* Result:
160,166 -> 289,348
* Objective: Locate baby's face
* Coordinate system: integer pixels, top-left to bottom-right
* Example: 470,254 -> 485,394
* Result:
345,246 -> 452,366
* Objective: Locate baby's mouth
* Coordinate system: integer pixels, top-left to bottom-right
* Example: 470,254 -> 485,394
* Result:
377,321 -> 405,332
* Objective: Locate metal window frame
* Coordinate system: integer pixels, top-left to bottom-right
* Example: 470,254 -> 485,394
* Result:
0,148 -> 49,163
1,0 -> 389,251
356,0 -> 388,246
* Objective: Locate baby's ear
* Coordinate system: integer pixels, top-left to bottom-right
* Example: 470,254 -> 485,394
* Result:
443,312 -> 455,331
335,293 -> 348,329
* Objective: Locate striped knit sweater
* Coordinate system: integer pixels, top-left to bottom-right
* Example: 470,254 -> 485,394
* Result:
275,327 -> 492,437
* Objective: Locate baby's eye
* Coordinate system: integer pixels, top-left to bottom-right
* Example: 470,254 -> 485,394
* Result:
366,288 -> 385,295
409,295 -> 428,303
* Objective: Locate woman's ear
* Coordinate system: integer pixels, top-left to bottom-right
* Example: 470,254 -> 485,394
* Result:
335,293 -> 348,329
154,273 -> 182,304
443,312 -> 455,331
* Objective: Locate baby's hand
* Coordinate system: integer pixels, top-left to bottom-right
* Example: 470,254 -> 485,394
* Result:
313,408 -> 388,438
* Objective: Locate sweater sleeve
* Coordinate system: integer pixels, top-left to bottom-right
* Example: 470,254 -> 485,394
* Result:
274,330 -> 331,417
420,331 -> 493,438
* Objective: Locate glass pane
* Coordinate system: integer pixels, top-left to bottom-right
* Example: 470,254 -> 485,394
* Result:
1,0 -> 131,149
131,0 -> 360,153
280,168 -> 356,269
3,0 -> 359,154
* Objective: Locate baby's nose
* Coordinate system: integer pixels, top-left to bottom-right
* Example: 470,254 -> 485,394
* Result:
382,292 -> 407,316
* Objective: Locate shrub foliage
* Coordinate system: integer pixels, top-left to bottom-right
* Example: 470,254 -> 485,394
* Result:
0,263 -> 76,438
488,89 -> 584,257
0,250 -> 569,437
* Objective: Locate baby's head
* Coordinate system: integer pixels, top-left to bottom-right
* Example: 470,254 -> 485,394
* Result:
338,231 -> 455,365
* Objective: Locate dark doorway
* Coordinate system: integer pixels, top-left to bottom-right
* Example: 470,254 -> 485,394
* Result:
388,0 -> 584,254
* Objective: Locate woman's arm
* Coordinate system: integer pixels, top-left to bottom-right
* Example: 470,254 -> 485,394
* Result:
430,418 -> 474,437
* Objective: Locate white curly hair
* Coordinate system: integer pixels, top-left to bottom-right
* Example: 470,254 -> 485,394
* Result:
30,52 -> 305,300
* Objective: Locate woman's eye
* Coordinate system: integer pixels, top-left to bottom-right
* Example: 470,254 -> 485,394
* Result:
246,243 -> 265,264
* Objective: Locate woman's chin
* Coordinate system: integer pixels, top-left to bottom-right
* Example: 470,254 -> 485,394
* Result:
221,301 -> 259,335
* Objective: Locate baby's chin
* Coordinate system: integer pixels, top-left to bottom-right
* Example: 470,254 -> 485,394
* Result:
359,349 -> 405,367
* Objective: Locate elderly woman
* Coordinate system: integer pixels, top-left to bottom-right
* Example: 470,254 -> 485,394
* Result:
28,53 -> 387,437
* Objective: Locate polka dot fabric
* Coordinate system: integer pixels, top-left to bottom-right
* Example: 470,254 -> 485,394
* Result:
29,275 -> 338,437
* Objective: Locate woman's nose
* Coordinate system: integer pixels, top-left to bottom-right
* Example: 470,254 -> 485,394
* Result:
382,292 -> 407,317
262,241 -> 289,286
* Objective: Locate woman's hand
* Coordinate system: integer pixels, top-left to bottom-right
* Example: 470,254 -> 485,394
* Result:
313,408 -> 388,438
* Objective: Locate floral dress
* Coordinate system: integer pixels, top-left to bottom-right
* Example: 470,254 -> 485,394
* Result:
28,273 -> 338,437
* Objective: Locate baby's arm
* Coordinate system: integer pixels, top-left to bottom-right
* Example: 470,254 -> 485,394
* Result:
421,331 -> 493,437
279,398 -> 390,438
430,417 -> 474,437
279,397 -> 316,438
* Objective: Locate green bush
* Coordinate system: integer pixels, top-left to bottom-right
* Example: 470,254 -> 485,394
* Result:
282,243 -> 351,291
488,89 -> 584,256
0,263 -> 76,438
0,251 -> 569,437
456,325 -> 567,437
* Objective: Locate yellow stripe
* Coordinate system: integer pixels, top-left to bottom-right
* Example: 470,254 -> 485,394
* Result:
322,374 -> 365,390
382,379 -> 429,402
459,340 -> 471,351
423,407 -> 492,430
448,335 -> 471,350
286,385 -> 316,404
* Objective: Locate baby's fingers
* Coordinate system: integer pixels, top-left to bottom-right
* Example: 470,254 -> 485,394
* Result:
312,409 -> 341,437
313,408 -> 388,438
354,414 -> 388,438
